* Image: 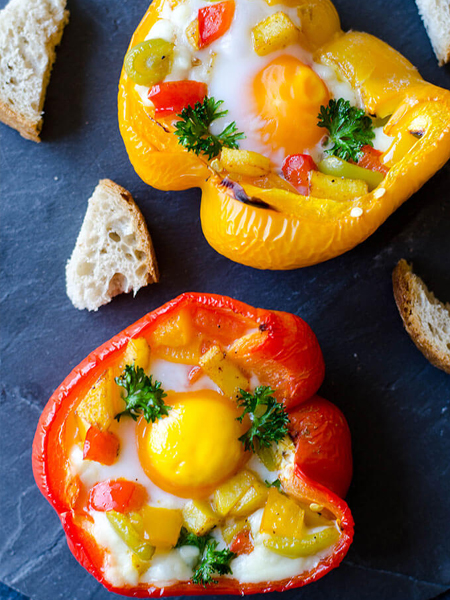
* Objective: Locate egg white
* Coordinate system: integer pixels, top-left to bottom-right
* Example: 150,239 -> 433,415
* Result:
136,0 -> 392,169
69,354 -> 339,587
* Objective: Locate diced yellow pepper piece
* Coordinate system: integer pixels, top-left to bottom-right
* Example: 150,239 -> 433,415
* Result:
150,308 -> 194,348
182,500 -> 220,536
198,345 -> 250,400
76,368 -> 124,433
220,148 -> 271,177
229,482 -> 268,518
221,518 -> 249,545
252,12 -> 300,57
122,337 -> 151,371
186,19 -> 199,50
381,131 -> 419,167
260,487 -> 305,539
310,170 -> 368,200
129,506 -> 183,548
263,527 -> 339,557
213,470 -> 257,517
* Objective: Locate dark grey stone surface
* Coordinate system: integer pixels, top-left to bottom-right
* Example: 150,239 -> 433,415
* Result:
0,0 -> 449,599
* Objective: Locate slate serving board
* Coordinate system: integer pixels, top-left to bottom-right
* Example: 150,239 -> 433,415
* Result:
1,0 -> 449,599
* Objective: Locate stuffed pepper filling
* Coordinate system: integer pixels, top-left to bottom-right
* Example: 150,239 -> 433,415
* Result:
123,0 -> 402,202
59,301 -> 350,590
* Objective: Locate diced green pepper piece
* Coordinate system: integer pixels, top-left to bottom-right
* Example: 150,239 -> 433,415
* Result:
257,446 -> 277,471
263,526 -> 340,558
319,156 -> 384,191
124,39 -> 174,86
106,511 -> 155,561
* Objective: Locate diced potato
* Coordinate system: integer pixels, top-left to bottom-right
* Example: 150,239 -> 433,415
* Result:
229,482 -> 268,518
213,470 -> 257,517
150,308 -> 194,348
130,506 -> 183,548
219,148 -> 271,177
221,518 -> 249,545
182,500 -> 220,536
122,337 -> 151,371
199,344 -> 250,399
76,368 -> 124,433
260,487 -> 305,539
297,0 -> 341,51
252,12 -> 299,57
309,170 -> 369,201
185,19 -> 199,50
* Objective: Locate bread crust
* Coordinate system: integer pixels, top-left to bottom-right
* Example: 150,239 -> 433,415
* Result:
0,98 -> 41,142
99,178 -> 159,284
392,259 -> 450,374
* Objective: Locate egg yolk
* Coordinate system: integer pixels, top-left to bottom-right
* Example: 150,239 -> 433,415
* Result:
253,55 -> 329,157
136,390 -> 249,498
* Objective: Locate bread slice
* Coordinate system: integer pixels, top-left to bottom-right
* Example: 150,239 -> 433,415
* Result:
415,0 -> 450,66
66,180 -> 159,311
393,259 -> 450,374
0,0 -> 69,141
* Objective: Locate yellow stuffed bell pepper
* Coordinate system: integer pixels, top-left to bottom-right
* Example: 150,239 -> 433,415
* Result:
118,0 -> 450,270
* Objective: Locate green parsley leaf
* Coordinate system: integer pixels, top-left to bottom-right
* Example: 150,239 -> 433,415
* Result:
115,364 -> 170,423
175,527 -> 212,555
317,98 -> 375,162
192,539 -> 236,586
174,97 -> 245,160
264,478 -> 282,491
236,386 -> 290,453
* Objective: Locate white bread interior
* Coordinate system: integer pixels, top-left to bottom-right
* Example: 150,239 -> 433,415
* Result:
0,0 -> 69,141
66,179 -> 159,311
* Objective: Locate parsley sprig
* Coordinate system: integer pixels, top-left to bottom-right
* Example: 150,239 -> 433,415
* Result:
175,527 -> 212,555
176,528 -> 236,586
115,365 -> 170,423
236,386 -> 289,453
192,540 -> 236,586
264,478 -> 282,491
317,98 -> 375,162
174,97 -> 245,160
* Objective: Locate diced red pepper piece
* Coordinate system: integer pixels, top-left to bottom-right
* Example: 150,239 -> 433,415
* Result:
89,479 -> 148,513
198,1 -> 235,48
83,426 -> 120,466
356,145 -> 389,175
148,81 -> 208,116
230,529 -> 254,555
282,154 -> 318,195
187,365 -> 203,384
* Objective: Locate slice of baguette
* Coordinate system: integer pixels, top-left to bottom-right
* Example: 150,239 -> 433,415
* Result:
393,259 -> 450,374
66,180 -> 159,312
414,0 -> 450,66
0,0 -> 69,141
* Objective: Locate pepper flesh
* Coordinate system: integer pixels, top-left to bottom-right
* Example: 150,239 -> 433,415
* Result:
119,0 -> 450,270
32,293 -> 353,596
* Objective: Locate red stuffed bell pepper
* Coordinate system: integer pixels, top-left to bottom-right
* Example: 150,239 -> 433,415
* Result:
32,293 -> 354,595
